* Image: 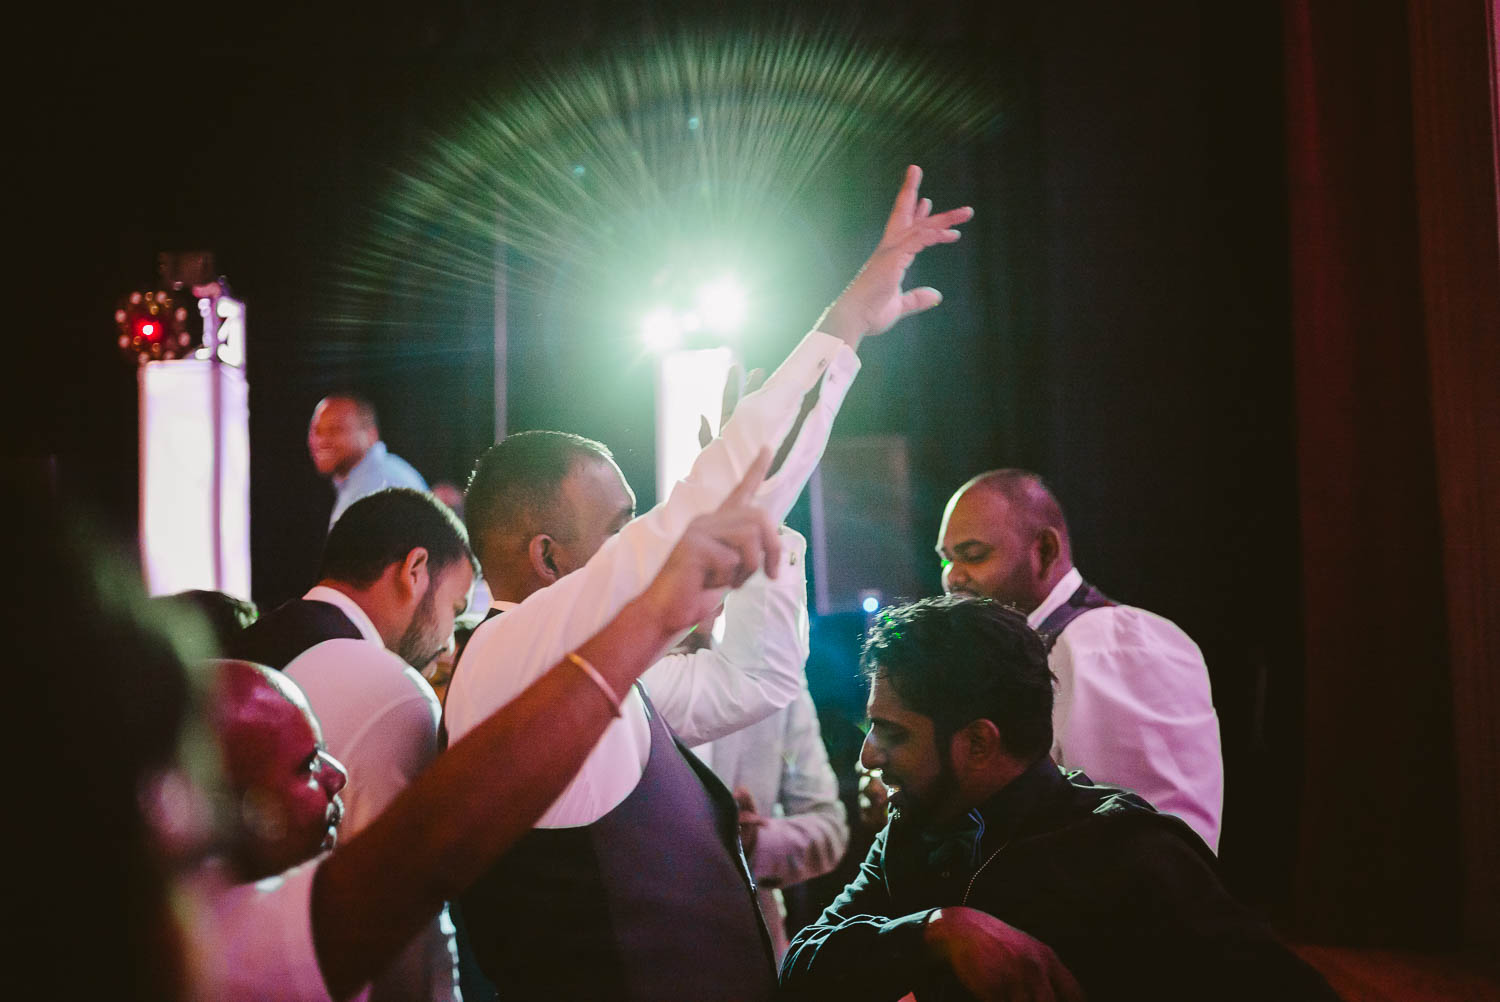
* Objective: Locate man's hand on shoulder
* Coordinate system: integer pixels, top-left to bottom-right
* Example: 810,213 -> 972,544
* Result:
923,906 -> 1084,1002
818,165 -> 974,349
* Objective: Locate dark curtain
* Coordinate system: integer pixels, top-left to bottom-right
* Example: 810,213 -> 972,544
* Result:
1285,0 -> 1500,948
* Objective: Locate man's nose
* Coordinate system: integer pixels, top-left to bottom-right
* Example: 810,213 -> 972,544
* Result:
319,752 -> 349,796
859,734 -> 884,772
941,562 -> 961,593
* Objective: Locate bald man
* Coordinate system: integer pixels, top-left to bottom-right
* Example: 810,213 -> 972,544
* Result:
935,469 -> 1223,851
308,395 -> 427,529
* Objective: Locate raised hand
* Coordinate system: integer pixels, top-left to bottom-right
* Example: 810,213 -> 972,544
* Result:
640,449 -> 781,635
818,165 -> 974,346
699,364 -> 767,449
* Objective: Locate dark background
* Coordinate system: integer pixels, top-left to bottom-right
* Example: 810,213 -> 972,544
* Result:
30,0 -> 1495,954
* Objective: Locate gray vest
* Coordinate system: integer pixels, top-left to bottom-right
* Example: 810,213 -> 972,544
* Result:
458,686 -> 777,1000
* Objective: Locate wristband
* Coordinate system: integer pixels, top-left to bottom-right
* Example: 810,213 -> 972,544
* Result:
566,651 -> 622,717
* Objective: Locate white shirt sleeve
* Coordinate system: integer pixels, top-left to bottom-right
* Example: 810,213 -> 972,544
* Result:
752,687 -> 849,890
1050,606 -> 1224,851
443,330 -> 858,744
642,528 -> 810,746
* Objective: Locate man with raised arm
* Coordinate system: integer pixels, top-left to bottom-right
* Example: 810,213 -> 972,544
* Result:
194,456 -> 789,1001
443,167 -> 973,999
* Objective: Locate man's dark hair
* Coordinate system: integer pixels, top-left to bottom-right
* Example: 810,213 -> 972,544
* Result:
464,430 -> 614,554
153,590 -> 259,654
319,487 -> 477,587
861,594 -> 1055,760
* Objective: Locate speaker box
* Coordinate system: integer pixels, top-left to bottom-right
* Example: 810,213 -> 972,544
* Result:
807,434 -> 921,615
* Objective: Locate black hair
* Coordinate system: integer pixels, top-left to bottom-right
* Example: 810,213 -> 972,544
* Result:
860,594 -> 1055,760
464,430 -> 614,555
153,590 -> 259,654
319,487 -> 477,587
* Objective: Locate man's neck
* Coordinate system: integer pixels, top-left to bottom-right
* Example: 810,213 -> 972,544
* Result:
1025,564 -> 1081,626
926,757 -> 1034,827
478,557 -> 548,606
315,579 -> 397,650
332,442 -> 377,483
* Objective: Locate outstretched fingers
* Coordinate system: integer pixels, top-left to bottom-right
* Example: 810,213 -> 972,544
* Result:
710,509 -> 780,588
899,287 -> 944,318
882,165 -> 923,240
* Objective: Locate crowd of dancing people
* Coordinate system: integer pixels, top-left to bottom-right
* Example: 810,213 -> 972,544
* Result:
22,168 -> 1338,1001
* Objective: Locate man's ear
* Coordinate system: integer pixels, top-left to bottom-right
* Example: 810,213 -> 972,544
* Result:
949,718 -> 1005,775
1032,527 -> 1062,578
527,534 -> 560,585
398,546 -> 431,601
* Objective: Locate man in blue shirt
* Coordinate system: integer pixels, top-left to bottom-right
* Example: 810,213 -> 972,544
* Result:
308,394 -> 427,529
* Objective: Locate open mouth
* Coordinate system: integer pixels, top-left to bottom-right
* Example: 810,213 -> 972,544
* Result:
322,798 -> 344,849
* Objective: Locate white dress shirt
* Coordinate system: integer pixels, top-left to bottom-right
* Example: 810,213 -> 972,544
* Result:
285,589 -> 443,833
283,586 -> 455,1002
445,329 -> 859,827
1030,566 -> 1224,851
692,685 -> 849,960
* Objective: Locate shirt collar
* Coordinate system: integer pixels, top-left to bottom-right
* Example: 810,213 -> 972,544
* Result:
896,758 -> 1069,867
488,599 -> 520,613
969,757 -> 1072,848
1026,566 -> 1083,629
303,585 -> 383,645
333,440 -> 387,490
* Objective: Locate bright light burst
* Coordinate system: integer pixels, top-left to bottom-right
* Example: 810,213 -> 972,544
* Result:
640,306 -> 682,351
696,276 -> 748,336
338,25 -> 995,338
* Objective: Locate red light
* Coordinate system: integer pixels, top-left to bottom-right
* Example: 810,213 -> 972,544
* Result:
134,317 -> 162,341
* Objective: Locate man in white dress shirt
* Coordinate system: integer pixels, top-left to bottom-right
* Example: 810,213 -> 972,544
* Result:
444,166 -> 973,998
231,487 -> 477,1001
935,469 -> 1223,850
189,474 -> 789,1002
